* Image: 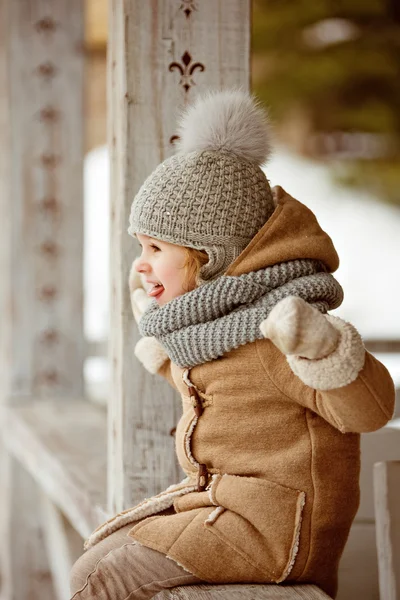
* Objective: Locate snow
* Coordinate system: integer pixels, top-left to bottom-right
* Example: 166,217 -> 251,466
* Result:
83,145 -> 400,392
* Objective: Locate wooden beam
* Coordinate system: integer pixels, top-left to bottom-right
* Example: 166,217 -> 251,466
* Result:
1,399 -> 108,539
108,0 -> 251,513
374,461 -> 400,600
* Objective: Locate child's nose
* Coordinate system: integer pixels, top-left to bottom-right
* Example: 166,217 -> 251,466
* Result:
134,258 -> 148,274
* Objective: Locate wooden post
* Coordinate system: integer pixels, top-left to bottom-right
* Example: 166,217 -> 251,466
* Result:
0,0 -> 85,597
0,0 -> 85,402
374,461 -> 400,600
108,0 -> 251,512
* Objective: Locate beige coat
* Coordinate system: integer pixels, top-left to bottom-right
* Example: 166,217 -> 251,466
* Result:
87,189 -> 395,598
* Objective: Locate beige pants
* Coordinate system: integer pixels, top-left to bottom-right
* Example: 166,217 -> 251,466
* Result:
70,524 -> 203,599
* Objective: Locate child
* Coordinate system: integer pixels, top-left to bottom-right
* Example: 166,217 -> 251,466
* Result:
70,90 -> 395,600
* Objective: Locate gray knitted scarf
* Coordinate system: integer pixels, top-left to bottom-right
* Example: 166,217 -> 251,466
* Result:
139,259 -> 343,368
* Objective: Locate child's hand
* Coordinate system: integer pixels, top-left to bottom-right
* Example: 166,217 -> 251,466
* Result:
129,259 -> 152,324
259,296 -> 340,359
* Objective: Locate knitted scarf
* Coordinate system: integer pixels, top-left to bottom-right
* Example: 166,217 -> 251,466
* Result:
139,259 -> 344,368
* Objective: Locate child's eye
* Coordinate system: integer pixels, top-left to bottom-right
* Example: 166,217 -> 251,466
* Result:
150,244 -> 160,252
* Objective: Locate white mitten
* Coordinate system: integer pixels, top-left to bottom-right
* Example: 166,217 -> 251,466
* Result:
128,259 -> 169,373
128,259 -> 152,324
260,296 -> 365,390
259,296 -> 339,359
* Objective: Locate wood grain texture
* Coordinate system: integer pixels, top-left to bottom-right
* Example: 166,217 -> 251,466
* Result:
0,0 -> 85,400
1,399 -> 109,539
154,583 -> 331,599
41,494 -> 76,600
374,461 -> 400,600
4,451 -> 56,600
108,0 -> 251,514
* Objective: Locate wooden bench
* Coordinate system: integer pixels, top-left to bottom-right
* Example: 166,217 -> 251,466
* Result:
1,399 -> 331,599
155,584 -> 331,599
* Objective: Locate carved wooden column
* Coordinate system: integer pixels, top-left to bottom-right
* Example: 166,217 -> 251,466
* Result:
0,1 -> 85,597
0,0 -> 84,402
108,0 -> 251,512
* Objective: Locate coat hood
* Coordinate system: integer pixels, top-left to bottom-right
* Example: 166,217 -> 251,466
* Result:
225,186 -> 339,277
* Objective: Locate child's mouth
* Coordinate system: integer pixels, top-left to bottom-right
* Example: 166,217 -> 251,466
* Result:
148,283 -> 164,299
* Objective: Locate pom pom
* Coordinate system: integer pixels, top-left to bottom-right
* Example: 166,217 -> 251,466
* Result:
176,89 -> 272,166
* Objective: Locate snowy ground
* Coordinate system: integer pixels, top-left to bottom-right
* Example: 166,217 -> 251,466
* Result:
84,145 -> 400,399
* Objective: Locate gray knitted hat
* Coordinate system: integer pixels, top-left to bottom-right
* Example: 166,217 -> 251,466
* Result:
128,90 -> 275,281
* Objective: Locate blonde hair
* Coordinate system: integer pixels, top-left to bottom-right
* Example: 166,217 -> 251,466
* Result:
182,247 -> 209,292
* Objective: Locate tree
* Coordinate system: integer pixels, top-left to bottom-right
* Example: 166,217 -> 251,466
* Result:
252,0 -> 400,205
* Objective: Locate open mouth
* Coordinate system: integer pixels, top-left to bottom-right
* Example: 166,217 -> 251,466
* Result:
147,283 -> 165,299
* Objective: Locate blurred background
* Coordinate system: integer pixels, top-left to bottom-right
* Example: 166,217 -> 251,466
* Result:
83,0 -> 400,408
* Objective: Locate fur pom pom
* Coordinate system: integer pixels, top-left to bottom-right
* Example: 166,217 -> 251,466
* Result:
176,89 -> 272,166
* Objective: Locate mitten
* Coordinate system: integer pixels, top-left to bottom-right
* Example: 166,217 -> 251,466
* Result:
128,259 -> 169,373
260,296 -> 365,390
259,296 -> 339,360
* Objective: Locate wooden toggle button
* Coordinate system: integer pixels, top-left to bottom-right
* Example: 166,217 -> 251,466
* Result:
197,464 -> 208,492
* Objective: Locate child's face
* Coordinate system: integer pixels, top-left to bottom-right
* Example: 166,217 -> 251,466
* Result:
135,234 -> 193,305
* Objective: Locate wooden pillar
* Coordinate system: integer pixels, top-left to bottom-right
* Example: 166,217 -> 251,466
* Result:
108,0 -> 251,512
0,0 -> 85,402
0,1 -> 85,597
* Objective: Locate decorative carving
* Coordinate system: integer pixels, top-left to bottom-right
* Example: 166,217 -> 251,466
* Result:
36,62 -> 57,80
169,51 -> 205,93
40,153 -> 60,168
39,285 -> 57,302
35,369 -> 59,385
40,197 -> 60,216
179,0 -> 197,19
35,17 -> 57,33
40,241 -> 59,257
40,106 -> 58,122
40,329 -> 59,344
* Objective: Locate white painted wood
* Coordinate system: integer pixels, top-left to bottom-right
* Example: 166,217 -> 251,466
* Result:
108,0 -> 251,514
41,494 -> 76,600
358,428 -> 400,521
1,399 -> 108,539
0,0 -> 85,401
0,1 -> 86,598
5,451 -> 56,599
154,584 -> 331,599
337,522 -> 379,600
374,461 -> 400,600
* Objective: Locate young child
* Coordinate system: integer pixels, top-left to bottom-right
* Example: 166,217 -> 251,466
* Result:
70,90 -> 395,600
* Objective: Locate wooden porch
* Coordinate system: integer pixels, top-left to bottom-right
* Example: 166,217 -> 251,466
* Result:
0,1 -> 398,599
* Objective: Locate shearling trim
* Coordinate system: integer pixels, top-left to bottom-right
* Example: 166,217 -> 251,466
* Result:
182,368 -> 193,387
184,415 -> 200,468
134,336 -> 169,374
165,553 -> 197,575
84,479 -> 196,550
276,491 -> 306,583
204,505 -> 225,525
287,316 -> 365,391
207,474 -> 221,505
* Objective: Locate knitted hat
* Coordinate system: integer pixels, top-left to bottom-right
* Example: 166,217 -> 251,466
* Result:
128,89 -> 275,281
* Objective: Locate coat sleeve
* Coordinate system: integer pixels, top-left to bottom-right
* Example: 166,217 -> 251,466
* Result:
256,326 -> 396,434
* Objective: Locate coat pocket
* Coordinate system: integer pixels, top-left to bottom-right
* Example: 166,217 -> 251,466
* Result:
204,474 -> 306,583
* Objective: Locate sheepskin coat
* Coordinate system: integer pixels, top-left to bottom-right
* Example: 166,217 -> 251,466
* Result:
87,188 -> 395,598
